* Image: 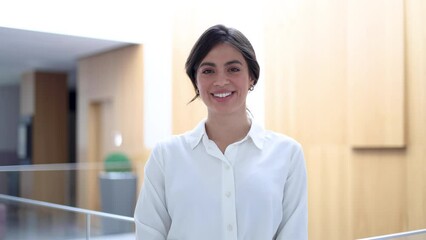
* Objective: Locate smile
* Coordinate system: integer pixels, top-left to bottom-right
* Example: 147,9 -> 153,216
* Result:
212,92 -> 233,98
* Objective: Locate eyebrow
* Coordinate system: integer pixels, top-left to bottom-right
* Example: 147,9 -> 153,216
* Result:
199,60 -> 243,68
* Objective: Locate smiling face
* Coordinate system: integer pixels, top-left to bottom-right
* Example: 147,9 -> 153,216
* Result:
196,43 -> 254,116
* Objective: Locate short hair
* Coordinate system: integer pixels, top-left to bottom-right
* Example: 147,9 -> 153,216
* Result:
185,24 -> 260,102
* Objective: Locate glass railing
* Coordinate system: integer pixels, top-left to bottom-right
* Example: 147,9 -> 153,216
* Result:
0,194 -> 135,239
0,162 -> 137,239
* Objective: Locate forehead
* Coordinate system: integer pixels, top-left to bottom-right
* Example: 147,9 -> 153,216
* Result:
201,43 -> 245,64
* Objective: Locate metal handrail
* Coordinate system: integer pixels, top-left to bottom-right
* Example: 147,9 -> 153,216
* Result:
0,194 -> 134,222
0,194 -> 134,240
0,162 -> 103,172
358,228 -> 426,240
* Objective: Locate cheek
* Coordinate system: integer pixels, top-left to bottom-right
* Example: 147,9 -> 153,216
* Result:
196,78 -> 209,91
238,77 -> 253,90
195,78 -> 203,91
195,79 -> 202,91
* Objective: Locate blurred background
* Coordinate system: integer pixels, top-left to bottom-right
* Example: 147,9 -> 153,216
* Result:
0,0 -> 425,239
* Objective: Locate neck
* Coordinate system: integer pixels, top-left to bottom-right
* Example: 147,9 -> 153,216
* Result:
205,109 -> 252,153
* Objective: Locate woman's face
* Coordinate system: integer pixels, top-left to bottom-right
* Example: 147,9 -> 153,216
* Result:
196,43 -> 254,116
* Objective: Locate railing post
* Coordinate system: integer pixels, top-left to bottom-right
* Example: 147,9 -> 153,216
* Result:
86,213 -> 91,240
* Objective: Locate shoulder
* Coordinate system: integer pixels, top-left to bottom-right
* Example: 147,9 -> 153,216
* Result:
150,127 -> 199,158
154,120 -> 205,151
257,129 -> 304,163
152,132 -> 190,153
147,132 -> 192,170
263,130 -> 303,151
262,131 -> 306,174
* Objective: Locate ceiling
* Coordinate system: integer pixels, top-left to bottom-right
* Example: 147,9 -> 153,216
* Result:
0,26 -> 132,87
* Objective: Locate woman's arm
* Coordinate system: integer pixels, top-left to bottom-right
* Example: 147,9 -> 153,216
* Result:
275,145 -> 308,240
134,146 -> 171,240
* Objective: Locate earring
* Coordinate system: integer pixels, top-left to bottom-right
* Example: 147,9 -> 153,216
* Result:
249,85 -> 255,91
196,89 -> 200,95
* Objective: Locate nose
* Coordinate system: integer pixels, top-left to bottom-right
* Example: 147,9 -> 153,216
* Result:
213,71 -> 230,87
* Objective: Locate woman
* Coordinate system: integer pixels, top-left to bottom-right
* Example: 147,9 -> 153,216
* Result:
134,24 -> 308,240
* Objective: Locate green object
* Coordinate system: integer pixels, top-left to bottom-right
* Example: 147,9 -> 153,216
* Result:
104,152 -> 132,172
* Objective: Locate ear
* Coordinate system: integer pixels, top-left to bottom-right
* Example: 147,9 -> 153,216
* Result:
249,78 -> 255,86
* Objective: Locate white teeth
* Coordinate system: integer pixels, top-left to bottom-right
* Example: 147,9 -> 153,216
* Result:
213,92 -> 232,98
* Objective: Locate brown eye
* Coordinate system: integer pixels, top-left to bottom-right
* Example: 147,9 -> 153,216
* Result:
202,69 -> 214,74
229,67 -> 240,72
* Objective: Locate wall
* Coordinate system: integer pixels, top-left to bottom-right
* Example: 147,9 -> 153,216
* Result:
0,84 -> 19,196
397,0 -> 426,232
265,0 -> 426,239
19,71 -> 69,205
263,2 -> 352,238
0,84 -> 19,153
169,0 -> 426,239
20,72 -> 69,165
77,44 -> 148,211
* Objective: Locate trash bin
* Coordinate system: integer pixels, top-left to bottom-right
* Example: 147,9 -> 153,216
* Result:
99,153 -> 137,234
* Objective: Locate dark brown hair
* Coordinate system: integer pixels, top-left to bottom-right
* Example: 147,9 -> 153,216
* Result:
185,24 -> 260,102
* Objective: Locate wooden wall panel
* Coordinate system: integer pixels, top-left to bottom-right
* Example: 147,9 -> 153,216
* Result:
352,149 -> 407,238
33,72 -> 68,165
263,1 -> 351,239
77,45 -> 147,210
405,0 -> 426,231
35,72 -> 68,204
19,71 -> 69,205
347,0 -> 405,148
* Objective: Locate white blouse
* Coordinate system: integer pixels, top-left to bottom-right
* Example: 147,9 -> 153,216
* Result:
134,120 -> 308,240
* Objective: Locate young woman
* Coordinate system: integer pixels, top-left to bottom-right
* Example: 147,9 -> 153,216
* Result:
134,24 -> 308,240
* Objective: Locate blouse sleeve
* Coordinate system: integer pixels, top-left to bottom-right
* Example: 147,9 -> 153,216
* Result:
134,145 -> 171,240
275,144 -> 308,240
